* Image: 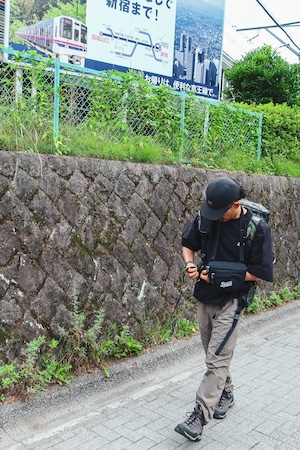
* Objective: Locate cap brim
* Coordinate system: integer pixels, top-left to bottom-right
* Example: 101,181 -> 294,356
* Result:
200,201 -> 229,221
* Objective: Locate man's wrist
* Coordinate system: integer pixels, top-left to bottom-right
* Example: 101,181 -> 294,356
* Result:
184,260 -> 194,267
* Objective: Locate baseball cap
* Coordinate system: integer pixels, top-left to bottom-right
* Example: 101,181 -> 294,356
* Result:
200,177 -> 241,221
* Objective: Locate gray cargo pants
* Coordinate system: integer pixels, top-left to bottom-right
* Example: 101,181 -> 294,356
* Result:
196,297 -> 242,424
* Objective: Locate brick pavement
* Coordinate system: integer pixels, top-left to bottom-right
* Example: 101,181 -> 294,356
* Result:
1,300 -> 300,450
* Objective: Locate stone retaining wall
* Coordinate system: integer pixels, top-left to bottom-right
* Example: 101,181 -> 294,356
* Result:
0,151 -> 299,363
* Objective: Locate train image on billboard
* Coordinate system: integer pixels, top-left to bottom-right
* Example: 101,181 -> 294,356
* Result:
15,16 -> 87,66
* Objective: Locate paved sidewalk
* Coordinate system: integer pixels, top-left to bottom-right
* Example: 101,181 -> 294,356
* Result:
1,300 -> 300,450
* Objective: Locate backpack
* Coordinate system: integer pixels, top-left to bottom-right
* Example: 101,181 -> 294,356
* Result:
240,199 -> 270,245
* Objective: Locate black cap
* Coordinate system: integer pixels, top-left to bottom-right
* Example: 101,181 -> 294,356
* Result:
200,177 -> 240,221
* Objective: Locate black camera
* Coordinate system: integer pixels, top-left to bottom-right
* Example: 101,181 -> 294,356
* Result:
197,263 -> 206,274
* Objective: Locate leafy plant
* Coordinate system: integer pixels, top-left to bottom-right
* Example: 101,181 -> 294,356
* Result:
57,299 -> 107,369
224,45 -> 300,106
109,325 -> 143,359
0,336 -> 72,402
293,283 -> 300,298
245,283 -> 298,316
268,291 -> 282,306
143,302 -> 198,346
57,287 -> 143,373
279,286 -> 294,302
175,318 -> 198,339
245,295 -> 260,313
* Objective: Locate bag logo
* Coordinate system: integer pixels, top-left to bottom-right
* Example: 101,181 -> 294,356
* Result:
220,280 -> 233,288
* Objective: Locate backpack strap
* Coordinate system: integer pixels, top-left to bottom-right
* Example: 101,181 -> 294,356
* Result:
197,212 -> 213,262
210,220 -> 221,262
246,214 -> 261,244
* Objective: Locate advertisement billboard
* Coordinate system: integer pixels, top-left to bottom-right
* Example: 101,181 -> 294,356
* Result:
85,0 -> 226,99
12,0 -> 225,99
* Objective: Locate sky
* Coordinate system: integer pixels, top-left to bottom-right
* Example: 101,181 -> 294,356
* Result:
223,0 -> 300,63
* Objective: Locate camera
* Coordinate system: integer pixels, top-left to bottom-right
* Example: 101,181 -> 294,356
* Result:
197,263 -> 206,274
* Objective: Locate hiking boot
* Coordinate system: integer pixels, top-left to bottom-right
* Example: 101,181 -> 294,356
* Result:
213,389 -> 235,419
175,404 -> 204,441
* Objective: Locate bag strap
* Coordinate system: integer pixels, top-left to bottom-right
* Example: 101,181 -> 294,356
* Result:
210,210 -> 246,263
210,220 -> 221,261
238,211 -> 246,263
215,304 -> 243,355
214,209 -> 257,356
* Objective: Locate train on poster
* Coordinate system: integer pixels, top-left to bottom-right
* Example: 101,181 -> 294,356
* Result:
16,16 -> 87,66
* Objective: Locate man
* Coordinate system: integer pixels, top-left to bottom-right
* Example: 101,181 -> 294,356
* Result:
175,177 -> 274,442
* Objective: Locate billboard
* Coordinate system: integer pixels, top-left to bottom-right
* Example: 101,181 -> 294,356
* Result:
12,0 -> 225,99
85,0 -> 226,99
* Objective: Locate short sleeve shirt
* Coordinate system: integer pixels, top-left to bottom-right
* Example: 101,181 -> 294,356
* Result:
182,209 -> 274,305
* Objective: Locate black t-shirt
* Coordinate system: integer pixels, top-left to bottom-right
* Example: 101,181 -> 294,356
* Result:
182,209 -> 274,305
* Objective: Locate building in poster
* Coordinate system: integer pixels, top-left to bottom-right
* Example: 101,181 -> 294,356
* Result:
85,0 -> 226,99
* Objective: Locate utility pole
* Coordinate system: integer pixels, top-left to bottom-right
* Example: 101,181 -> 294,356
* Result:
4,0 -> 10,49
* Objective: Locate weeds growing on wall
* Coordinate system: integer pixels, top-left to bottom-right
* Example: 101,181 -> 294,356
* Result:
0,283 -> 298,403
0,295 -> 198,403
245,283 -> 300,313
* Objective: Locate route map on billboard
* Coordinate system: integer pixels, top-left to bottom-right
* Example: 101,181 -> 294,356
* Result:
85,0 -> 226,99
87,0 -> 176,77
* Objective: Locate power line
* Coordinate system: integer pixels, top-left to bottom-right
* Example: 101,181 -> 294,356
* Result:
255,0 -> 300,52
237,21 -> 300,32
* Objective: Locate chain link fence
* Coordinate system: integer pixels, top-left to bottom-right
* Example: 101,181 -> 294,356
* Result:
0,49 -> 262,162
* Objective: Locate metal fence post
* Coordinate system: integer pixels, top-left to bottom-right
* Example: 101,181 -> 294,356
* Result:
53,57 -> 60,150
257,112 -> 263,161
179,92 -> 186,162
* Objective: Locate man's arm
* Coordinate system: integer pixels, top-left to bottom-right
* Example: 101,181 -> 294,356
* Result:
182,246 -> 199,280
183,247 -> 261,284
245,272 -> 261,282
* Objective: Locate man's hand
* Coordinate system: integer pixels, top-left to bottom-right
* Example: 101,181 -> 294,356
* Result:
185,263 -> 199,279
199,269 -> 210,283
185,263 -> 210,283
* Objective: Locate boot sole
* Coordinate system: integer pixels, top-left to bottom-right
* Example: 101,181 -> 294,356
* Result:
175,424 -> 202,441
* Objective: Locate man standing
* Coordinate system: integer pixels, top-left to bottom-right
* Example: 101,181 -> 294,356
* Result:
175,177 -> 274,442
